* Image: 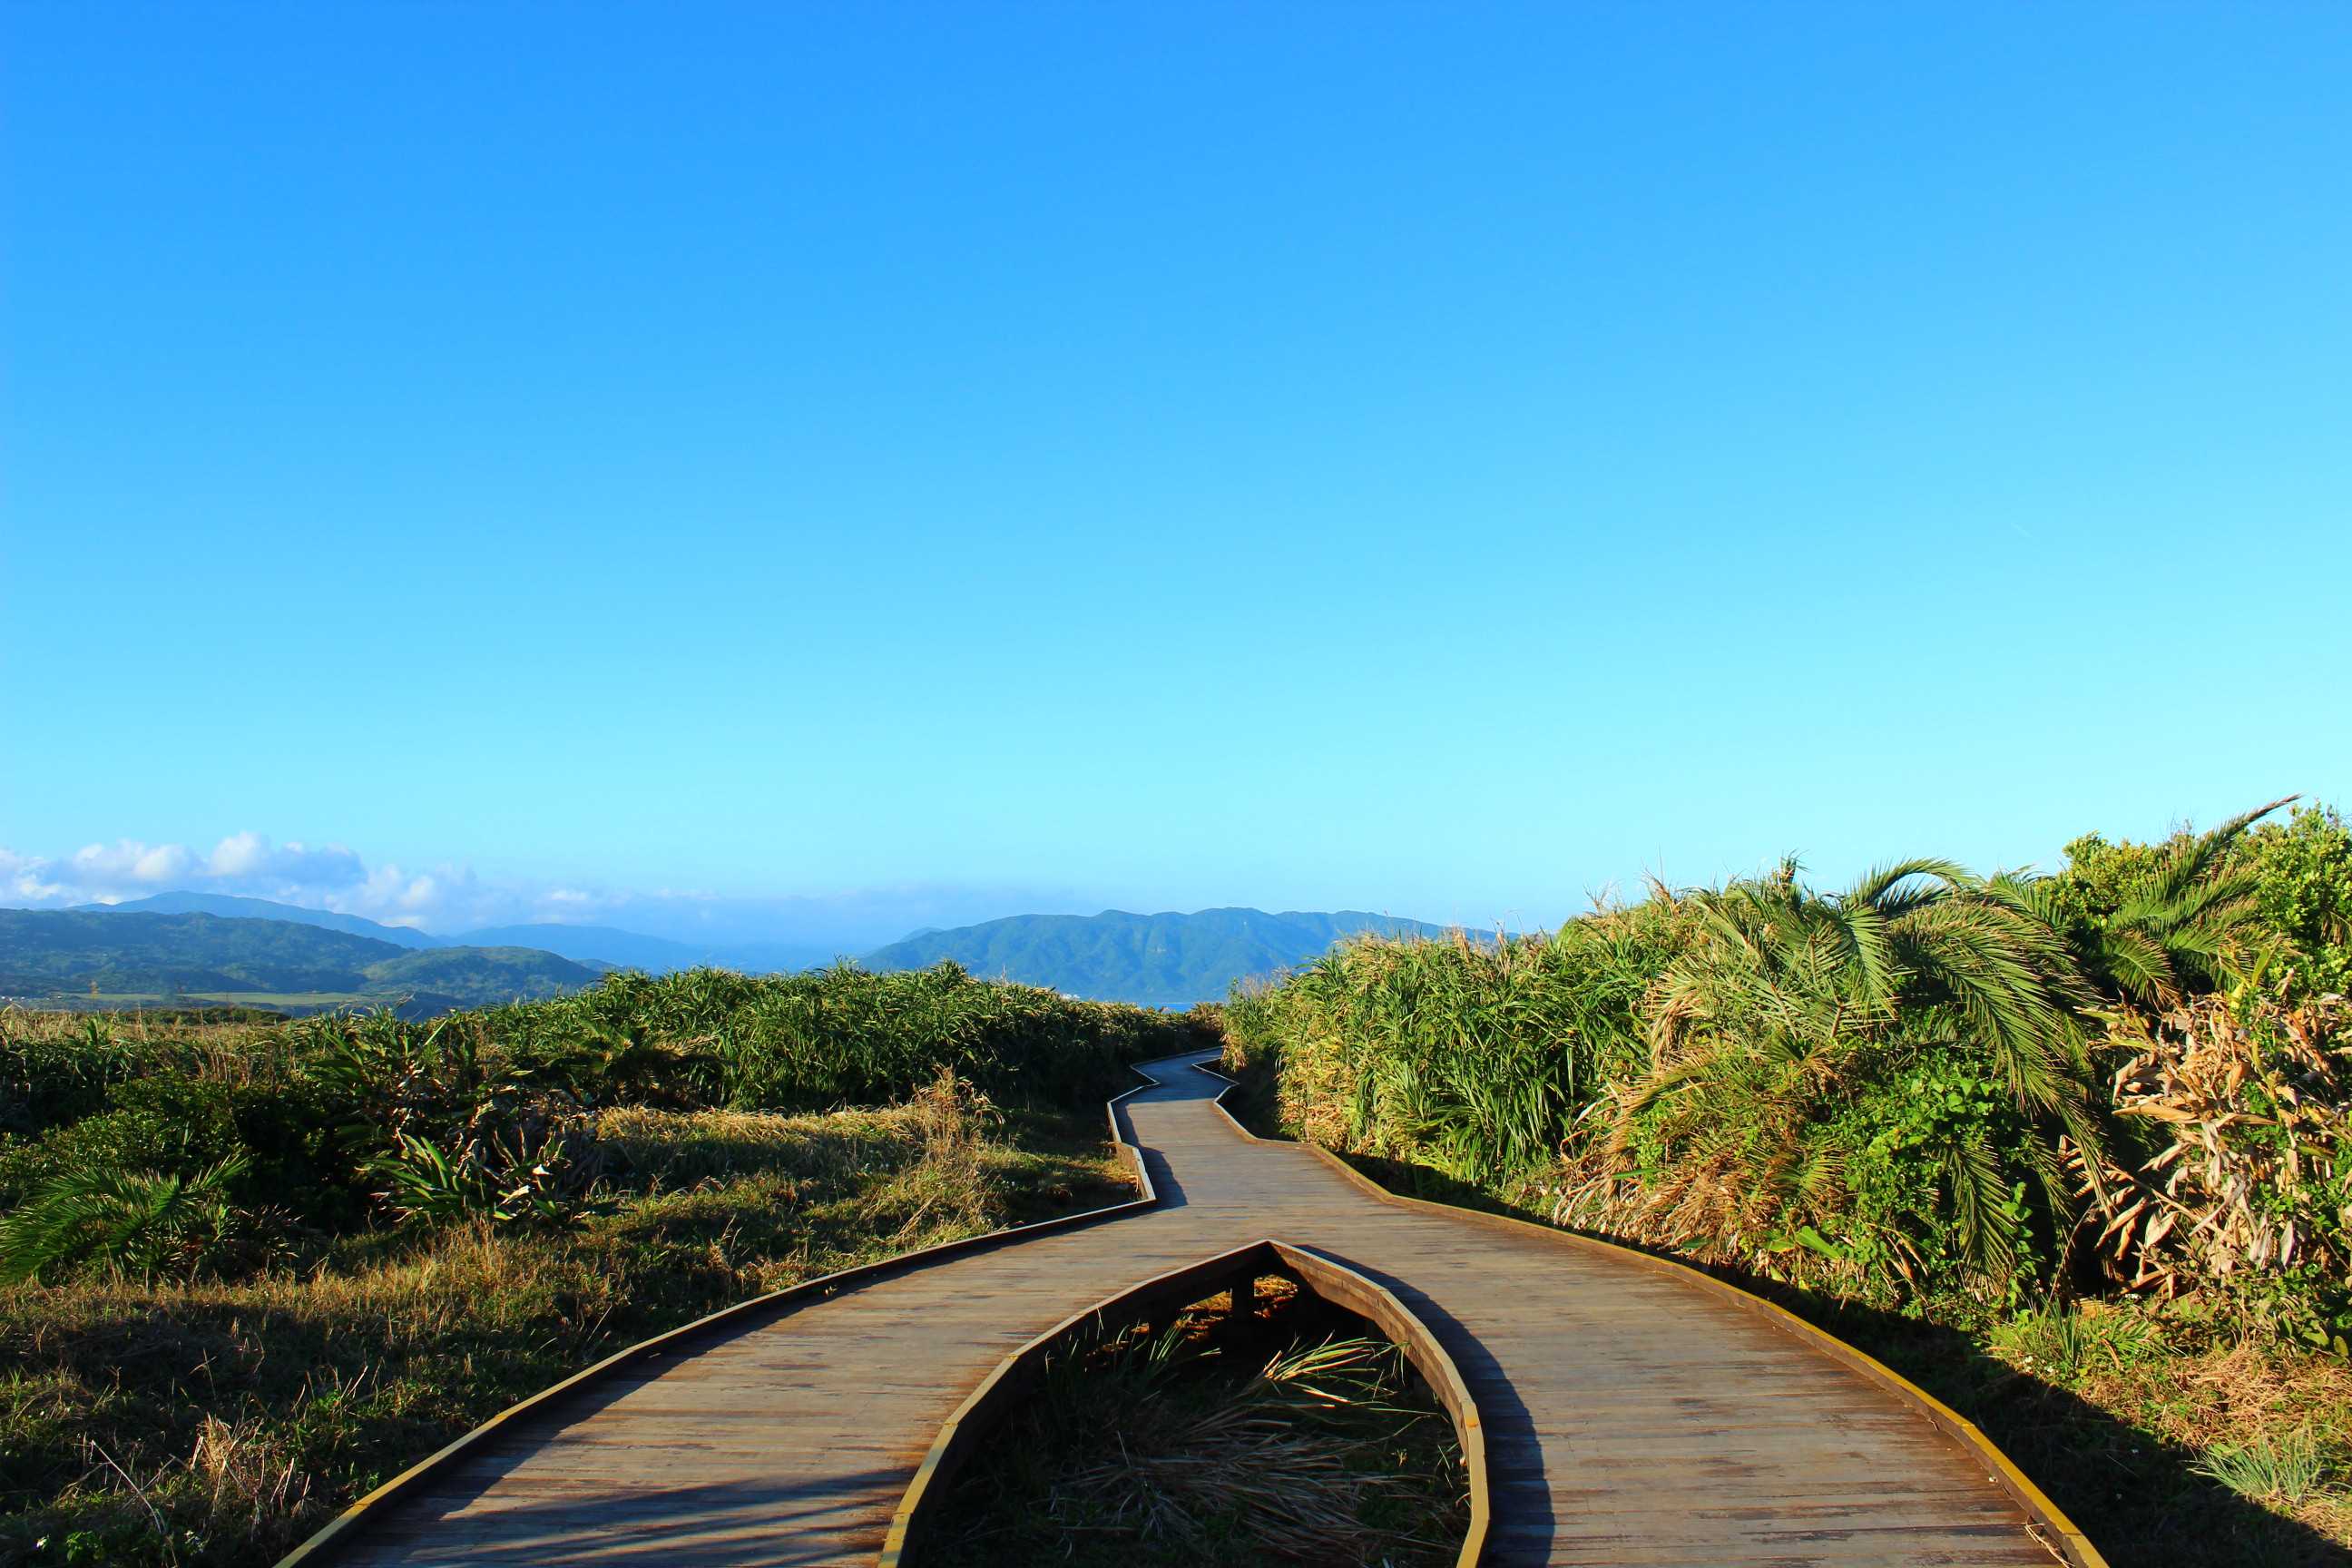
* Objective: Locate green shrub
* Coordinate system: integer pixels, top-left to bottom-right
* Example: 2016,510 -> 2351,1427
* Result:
0,1074 -> 365,1231
0,1015 -> 134,1139
0,1152 -> 250,1283
0,1078 -> 247,1209
2248,802 -> 2352,999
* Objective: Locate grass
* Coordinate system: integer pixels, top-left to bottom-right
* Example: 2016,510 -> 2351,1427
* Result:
1836,1294 -> 2352,1563
2198,1431 -> 2333,1509
930,1276 -> 1469,1566
0,1082 -> 1134,1567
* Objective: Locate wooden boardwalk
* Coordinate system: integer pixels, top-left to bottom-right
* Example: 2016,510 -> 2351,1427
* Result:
300,1052 -> 2089,1566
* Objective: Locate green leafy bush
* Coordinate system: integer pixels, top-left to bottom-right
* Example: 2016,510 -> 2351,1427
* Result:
2248,802 -> 2352,999
0,1015 -> 133,1139
0,1074 -> 363,1231
0,1153 -> 250,1283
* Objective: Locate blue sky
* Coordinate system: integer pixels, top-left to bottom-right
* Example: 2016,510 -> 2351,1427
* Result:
5,4 -> 2347,944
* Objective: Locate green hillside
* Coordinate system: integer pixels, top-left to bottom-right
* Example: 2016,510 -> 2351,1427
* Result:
0,910 -> 599,1013
358,946 -> 607,1002
69,891 -> 442,948
863,907 -> 1448,1007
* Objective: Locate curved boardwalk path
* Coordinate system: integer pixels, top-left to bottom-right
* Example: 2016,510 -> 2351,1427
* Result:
323,1053 -> 2069,1566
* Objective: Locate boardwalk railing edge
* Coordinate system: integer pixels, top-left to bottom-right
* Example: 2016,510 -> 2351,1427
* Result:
1190,1057 -> 2111,1568
877,1235 -> 1491,1568
272,1059 -> 1180,1568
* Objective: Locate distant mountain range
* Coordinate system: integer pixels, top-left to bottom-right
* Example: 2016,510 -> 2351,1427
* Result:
68,890 -> 443,948
0,909 -> 600,1016
446,924 -> 838,975
67,895 -> 836,974
864,907 -> 1448,1008
6,895 -> 1451,1014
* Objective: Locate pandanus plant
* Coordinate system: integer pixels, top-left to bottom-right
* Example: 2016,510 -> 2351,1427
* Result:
1594,858 -> 2105,1293
2016,796 -> 2295,1008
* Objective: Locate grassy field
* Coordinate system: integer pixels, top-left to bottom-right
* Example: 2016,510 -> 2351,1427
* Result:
0,994 -> 374,1016
0,968 -> 1205,1566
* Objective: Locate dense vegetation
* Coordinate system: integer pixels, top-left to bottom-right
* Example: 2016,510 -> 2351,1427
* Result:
0,964 -> 1207,1565
867,907 -> 1448,1007
1224,799 -> 2352,1563
0,910 -> 601,1014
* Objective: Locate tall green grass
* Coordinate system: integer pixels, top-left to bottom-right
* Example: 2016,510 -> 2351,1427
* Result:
1226,905 -> 1680,1183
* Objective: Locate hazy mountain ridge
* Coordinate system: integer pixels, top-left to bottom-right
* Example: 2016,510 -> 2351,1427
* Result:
863,906 -> 1450,1007
58,895 -> 836,975
66,891 -> 443,948
7,900 -> 1455,1013
0,910 -> 600,1012
453,924 -> 837,975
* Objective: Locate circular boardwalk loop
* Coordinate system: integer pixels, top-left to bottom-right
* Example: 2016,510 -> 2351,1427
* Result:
300,1053 -> 2083,1566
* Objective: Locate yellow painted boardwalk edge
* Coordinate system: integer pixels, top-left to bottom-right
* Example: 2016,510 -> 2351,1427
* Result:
876,1235 -> 1490,1568
1189,1058 -> 2109,1568
272,1066 -> 1171,1568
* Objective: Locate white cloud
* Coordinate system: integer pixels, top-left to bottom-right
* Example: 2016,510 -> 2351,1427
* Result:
70,839 -> 193,887
135,845 -> 191,881
0,848 -> 69,906
0,830 -> 1090,950
207,832 -> 366,888
7,834 -> 439,920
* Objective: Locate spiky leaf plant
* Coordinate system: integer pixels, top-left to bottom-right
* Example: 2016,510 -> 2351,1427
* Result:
2031,796 -> 2296,1007
1573,858 -> 2104,1302
0,1151 -> 250,1283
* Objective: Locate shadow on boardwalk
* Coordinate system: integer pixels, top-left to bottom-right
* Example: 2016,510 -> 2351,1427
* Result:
1343,1152 -> 2351,1568
1295,1244 -> 1555,1563
342,1475 -> 909,1566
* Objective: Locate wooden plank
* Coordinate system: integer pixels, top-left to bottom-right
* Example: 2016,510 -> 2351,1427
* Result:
877,1238 -> 1491,1568
280,1050 -> 2099,1568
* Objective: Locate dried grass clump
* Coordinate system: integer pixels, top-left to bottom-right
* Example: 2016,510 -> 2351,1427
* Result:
1050,1334 -> 1439,1559
2082,988 -> 2347,1307
938,1283 -> 1467,1566
594,1102 -> 916,1187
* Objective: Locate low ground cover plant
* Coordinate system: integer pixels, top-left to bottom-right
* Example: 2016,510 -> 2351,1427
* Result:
1223,799 -> 2352,1563
0,964 -> 1200,1565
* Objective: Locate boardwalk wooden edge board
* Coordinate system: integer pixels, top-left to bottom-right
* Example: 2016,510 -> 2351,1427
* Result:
272,1065 -> 1173,1568
1187,1058 -> 2108,1568
877,1235 -> 1491,1568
